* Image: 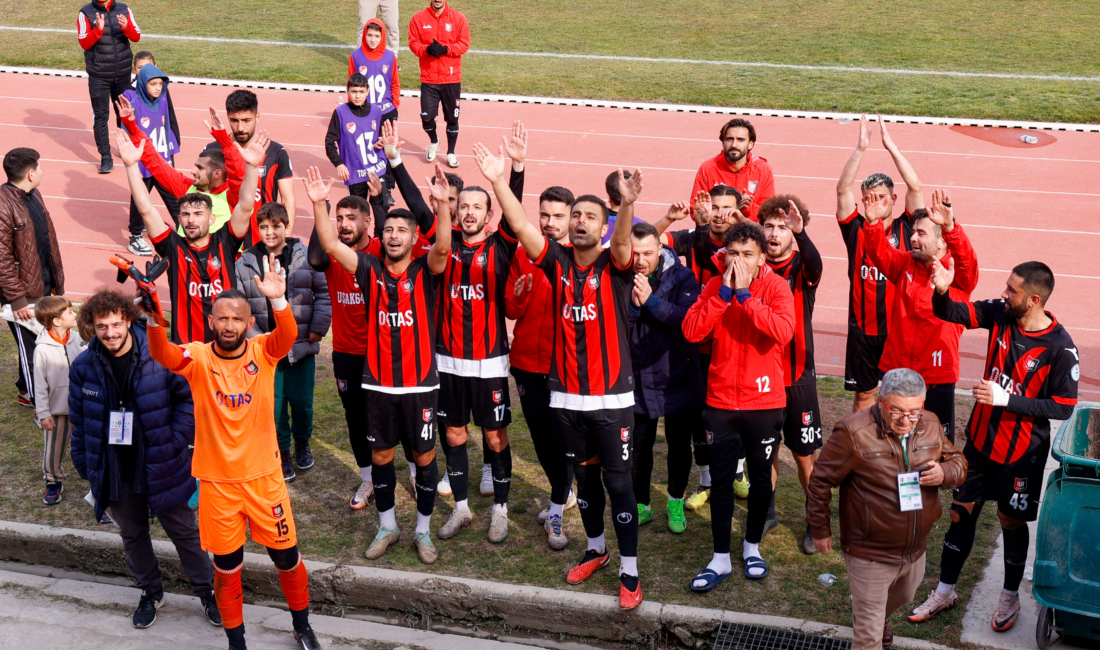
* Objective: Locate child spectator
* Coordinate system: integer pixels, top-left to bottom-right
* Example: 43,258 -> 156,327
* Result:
122,51 -> 181,257
325,73 -> 390,204
32,295 -> 84,505
235,203 -> 331,482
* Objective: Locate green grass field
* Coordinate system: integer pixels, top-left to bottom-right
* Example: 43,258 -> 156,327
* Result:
0,330 -> 999,648
1,0 -> 1098,122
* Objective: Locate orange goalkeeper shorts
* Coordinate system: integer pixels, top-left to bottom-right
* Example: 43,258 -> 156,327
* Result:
197,472 -> 298,555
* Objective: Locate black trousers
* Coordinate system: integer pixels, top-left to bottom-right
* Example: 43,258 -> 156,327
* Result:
333,351 -> 372,468
129,174 -> 181,236
632,409 -> 698,505
109,481 -> 214,597
511,367 -> 573,504
925,382 -> 957,444
88,75 -> 131,157
7,321 -> 36,396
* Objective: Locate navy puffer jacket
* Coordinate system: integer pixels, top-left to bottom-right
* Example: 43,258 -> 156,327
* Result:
69,321 -> 196,520
628,247 -> 706,418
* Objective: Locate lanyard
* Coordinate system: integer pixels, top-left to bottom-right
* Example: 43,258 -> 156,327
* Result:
899,433 -> 910,469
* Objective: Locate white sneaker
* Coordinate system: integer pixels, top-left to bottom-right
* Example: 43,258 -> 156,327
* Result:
426,142 -> 439,162
437,472 -> 453,496
480,464 -> 494,496
128,235 -> 153,257
447,153 -> 459,168
349,481 -> 374,510
488,509 -> 509,544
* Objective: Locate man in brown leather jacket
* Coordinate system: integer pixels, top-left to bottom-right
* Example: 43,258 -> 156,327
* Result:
0,148 -> 65,407
807,367 -> 965,650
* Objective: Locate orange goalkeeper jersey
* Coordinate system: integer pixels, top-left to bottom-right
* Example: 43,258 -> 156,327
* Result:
149,305 -> 297,482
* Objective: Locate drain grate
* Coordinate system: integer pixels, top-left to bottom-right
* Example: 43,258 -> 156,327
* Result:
712,622 -> 851,650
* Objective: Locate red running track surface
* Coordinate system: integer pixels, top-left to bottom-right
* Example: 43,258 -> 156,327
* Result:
2,72 -> 1096,398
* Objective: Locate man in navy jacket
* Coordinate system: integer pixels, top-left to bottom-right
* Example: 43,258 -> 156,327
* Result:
69,290 -> 219,630
627,222 -> 706,534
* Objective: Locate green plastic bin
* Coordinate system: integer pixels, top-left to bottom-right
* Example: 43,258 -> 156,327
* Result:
1033,403 -> 1100,648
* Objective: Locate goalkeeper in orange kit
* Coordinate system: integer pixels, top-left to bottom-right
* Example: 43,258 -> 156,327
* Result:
146,253 -> 321,650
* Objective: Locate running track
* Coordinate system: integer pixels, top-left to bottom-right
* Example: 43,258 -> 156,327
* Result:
2,71 -> 1096,397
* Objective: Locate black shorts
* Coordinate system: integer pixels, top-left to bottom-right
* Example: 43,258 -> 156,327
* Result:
954,440 -> 1049,522
381,108 -> 398,124
924,383 -> 957,444
553,406 -> 635,473
438,372 -> 511,429
703,407 -> 785,467
782,382 -> 823,456
844,329 -> 887,393
420,82 -> 461,124
366,389 -> 438,454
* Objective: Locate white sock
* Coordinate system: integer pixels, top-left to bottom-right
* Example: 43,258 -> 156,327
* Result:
493,502 -> 508,516
693,552 -> 732,588
736,458 -> 745,474
743,541 -> 765,577
936,581 -> 956,596
1002,588 -> 1018,597
360,466 -> 372,483
548,502 -> 564,519
416,512 -> 431,534
640,503 -> 651,512
620,556 -> 638,577
698,465 -> 712,487
587,534 -> 606,554
455,498 -> 470,513
379,507 -> 397,530
408,461 -> 416,478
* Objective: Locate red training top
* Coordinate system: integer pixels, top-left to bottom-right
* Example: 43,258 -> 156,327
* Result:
690,151 -> 775,223
408,3 -> 470,85
506,244 -> 555,374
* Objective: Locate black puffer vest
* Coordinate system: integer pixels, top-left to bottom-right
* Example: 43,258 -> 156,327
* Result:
80,1 -> 134,79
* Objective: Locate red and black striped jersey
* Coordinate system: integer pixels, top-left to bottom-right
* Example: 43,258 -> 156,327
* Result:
151,226 -> 244,344
436,226 -> 518,376
660,226 -> 724,290
354,252 -> 441,392
765,231 -> 823,386
533,239 -> 635,408
838,210 -> 913,336
933,292 -> 1079,464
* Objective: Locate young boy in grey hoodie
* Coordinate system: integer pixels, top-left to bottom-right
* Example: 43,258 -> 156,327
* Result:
33,295 -> 85,504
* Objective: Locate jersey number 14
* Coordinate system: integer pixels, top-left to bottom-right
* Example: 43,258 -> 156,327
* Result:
149,126 -> 170,157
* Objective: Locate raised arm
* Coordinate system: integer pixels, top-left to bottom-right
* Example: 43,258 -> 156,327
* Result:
927,190 -> 978,294
117,96 -> 193,197
654,201 -> 692,237
381,121 -> 436,237
253,252 -> 296,361
229,130 -> 269,239
609,169 -> 642,269
782,200 -> 822,286
503,120 -> 527,199
836,114 -> 869,220
206,107 -> 244,209
880,117 -> 924,214
861,198 -> 909,283
117,131 -> 168,241
474,142 -> 544,261
424,163 -> 453,274
303,167 -> 358,274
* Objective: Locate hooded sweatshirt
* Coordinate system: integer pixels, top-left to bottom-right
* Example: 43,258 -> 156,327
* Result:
121,63 -> 179,178
348,17 -> 401,112
33,327 -> 85,420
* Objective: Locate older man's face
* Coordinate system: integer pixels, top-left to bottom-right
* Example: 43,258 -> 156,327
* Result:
880,393 -> 924,435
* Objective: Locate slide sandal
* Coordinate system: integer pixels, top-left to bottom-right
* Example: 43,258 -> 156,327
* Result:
744,556 -> 769,580
689,568 -> 731,592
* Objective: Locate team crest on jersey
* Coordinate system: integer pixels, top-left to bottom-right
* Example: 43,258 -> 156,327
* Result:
337,379 -> 347,392
621,427 -> 630,442
587,275 -> 600,290
382,64 -> 389,74
271,503 -> 284,518
802,412 -> 813,425
445,23 -> 453,31
257,166 -> 266,177
422,408 -> 433,422
475,253 -> 487,267
140,117 -> 150,129
1026,358 -> 1039,371
208,256 -> 221,271
1014,478 -> 1028,493
372,120 -> 377,130
888,235 -> 899,247
346,122 -> 357,134
244,361 -> 259,376
401,279 -> 414,293
359,65 -> 369,75
492,390 -> 503,403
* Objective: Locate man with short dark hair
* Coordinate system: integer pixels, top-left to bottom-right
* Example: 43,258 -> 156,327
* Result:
309,163 -> 453,566
70,289 -> 220,630
691,119 -> 774,222
477,139 -> 645,609
77,0 -> 141,173
118,129 -> 263,344
683,221 -> 794,589
408,0 -> 470,168
626,221 -> 704,534
237,202 -> 331,482
863,189 -> 979,442
601,170 -> 645,246
909,261 -> 1078,633
0,147 -> 65,407
808,368 -> 965,650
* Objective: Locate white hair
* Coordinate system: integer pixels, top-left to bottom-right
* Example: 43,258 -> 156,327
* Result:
880,368 -> 926,399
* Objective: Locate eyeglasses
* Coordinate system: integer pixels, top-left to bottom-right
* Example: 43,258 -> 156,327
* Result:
887,408 -> 924,422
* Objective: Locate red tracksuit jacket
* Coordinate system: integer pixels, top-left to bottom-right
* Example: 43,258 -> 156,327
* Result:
683,262 -> 795,411
863,220 -> 979,384
408,3 -> 470,85
690,151 -> 775,222
505,245 -> 554,374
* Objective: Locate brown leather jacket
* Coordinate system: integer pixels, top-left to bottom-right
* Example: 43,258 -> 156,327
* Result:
806,405 -> 967,564
0,184 -> 64,310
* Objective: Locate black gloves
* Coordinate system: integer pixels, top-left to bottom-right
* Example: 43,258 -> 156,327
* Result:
426,40 -> 448,58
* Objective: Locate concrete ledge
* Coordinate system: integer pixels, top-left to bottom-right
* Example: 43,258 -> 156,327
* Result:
0,520 -> 952,649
